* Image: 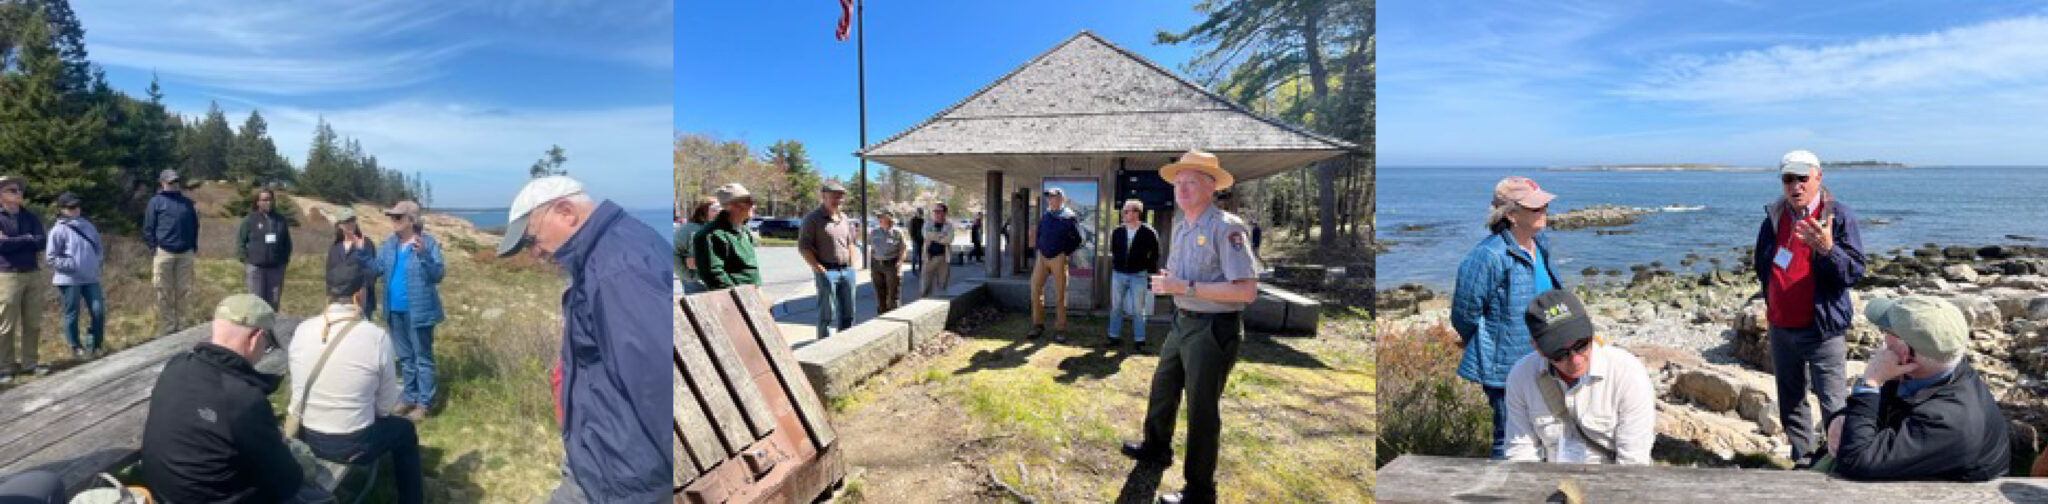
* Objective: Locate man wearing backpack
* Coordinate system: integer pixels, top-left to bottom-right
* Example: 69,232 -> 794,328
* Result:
1501,290 -> 1657,464
46,192 -> 105,359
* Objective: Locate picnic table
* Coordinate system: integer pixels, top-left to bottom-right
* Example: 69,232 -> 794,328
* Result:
0,317 -> 315,495
1376,455 -> 2048,503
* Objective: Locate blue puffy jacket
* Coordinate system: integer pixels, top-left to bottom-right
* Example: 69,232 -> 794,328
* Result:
555,201 -> 673,502
1752,190 -> 1865,336
371,232 -> 445,328
1452,231 -> 1563,388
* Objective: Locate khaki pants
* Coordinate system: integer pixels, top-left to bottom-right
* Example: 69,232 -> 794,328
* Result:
920,251 -> 952,298
154,250 -> 195,335
1029,254 -> 1070,329
871,258 -> 902,313
0,272 -> 43,372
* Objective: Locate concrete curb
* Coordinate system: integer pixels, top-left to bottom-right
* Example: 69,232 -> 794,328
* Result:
793,283 -> 991,400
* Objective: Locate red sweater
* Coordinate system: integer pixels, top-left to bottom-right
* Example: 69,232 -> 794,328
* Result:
1767,202 -> 1824,328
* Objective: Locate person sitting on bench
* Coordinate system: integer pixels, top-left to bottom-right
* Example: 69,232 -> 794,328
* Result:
140,294 -> 302,503
287,259 -> 425,503
1502,290 -> 1656,464
1824,296 -> 2008,482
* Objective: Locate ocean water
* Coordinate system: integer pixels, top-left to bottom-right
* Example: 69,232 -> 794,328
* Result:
1378,166 -> 2048,290
444,208 -> 678,243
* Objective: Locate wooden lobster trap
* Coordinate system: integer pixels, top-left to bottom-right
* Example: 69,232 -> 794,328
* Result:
674,285 -> 844,504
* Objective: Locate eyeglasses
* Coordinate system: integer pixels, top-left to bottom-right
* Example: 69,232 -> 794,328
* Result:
1782,174 -> 1811,185
1546,338 -> 1591,362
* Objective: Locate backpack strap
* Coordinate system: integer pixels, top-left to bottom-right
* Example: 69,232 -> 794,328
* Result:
1536,369 -> 1618,463
284,317 -> 364,439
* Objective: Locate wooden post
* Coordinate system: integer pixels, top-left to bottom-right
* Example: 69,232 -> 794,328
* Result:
986,170 -> 1003,279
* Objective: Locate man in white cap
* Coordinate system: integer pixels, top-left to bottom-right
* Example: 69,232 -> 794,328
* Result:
1121,150 -> 1260,504
1825,296 -> 2008,481
1752,149 -> 1866,467
496,175 -> 672,503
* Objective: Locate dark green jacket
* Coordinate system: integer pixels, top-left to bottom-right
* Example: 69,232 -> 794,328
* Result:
692,215 -> 759,289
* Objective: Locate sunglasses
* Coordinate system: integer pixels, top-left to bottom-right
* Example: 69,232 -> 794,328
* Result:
0,187 -> 20,195
1782,174 -> 1811,185
1546,338 -> 1592,362
1522,204 -> 1548,214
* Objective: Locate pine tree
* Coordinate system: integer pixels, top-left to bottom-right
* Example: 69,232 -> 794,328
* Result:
529,144 -> 567,178
229,109 -> 281,183
0,7 -> 113,222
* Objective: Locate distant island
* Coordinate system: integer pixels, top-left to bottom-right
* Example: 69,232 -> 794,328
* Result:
1547,160 -> 1908,172
1822,160 -> 1909,168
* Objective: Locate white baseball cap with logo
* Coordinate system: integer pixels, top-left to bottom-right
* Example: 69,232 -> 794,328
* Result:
497,176 -> 586,257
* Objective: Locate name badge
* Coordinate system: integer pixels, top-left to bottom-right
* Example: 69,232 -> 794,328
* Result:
1196,235 -> 1206,246
265,233 -> 278,244
1773,247 -> 1793,270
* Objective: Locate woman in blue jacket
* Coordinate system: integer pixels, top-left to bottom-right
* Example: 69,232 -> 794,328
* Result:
1451,176 -> 1564,458
369,202 -> 445,421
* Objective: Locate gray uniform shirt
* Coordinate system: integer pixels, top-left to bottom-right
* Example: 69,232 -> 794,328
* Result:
1166,206 -> 1259,313
870,226 -> 908,261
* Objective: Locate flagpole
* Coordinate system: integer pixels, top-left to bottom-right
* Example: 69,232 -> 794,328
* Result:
856,0 -> 870,263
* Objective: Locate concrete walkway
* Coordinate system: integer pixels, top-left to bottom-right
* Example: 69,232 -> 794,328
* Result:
771,253 -> 991,348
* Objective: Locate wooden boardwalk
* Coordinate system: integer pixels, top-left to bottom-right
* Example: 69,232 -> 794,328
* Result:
1378,455 -> 2048,503
676,285 -> 844,504
0,317 -> 303,494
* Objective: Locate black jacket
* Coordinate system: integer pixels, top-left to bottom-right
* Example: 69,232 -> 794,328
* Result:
1110,224 -> 1160,274
1833,360 -> 2009,482
328,236 -> 379,320
237,211 -> 293,268
141,343 -> 303,504
0,206 -> 44,273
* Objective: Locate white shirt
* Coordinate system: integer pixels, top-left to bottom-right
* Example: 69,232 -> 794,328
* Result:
1502,342 -> 1657,465
287,304 -> 401,435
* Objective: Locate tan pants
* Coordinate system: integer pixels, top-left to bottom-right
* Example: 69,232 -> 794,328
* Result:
154,250 -> 194,335
920,251 -> 952,298
0,272 -> 42,372
1030,254 -> 1070,329
872,258 -> 902,313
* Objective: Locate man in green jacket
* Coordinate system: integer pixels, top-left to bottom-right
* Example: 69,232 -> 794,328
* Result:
693,183 -> 760,290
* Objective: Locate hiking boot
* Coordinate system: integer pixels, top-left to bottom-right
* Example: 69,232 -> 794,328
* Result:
1053,329 -> 1067,343
404,406 -> 429,423
32,365 -> 49,376
1101,338 -> 1120,349
1026,325 -> 1044,339
0,372 -> 12,385
71,348 -> 85,360
1120,440 -> 1172,466
1133,340 -> 1148,353
392,403 -> 416,417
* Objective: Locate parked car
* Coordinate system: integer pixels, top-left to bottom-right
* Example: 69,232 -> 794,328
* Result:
758,218 -> 802,239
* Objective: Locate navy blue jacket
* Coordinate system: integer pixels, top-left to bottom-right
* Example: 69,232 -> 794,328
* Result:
555,201 -> 674,502
144,190 -> 200,253
1034,207 -> 1083,258
1752,190 -> 1865,336
0,206 -> 45,273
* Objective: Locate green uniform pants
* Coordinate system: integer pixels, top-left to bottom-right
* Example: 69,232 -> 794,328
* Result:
1141,309 -> 1243,495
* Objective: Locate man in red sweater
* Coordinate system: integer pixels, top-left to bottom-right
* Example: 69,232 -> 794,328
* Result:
1753,149 -> 1866,468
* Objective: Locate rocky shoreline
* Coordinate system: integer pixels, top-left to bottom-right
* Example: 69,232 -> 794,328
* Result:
1547,204 -> 1652,231
1379,244 -> 2048,465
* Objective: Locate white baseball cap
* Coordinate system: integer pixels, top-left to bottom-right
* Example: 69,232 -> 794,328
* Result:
497,176 -> 586,257
1780,150 -> 1821,176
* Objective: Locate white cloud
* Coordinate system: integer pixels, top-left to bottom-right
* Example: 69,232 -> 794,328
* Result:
1615,15 -> 2048,104
176,98 -> 672,209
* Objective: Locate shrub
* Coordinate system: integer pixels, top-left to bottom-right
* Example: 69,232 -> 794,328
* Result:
1375,321 -> 1495,467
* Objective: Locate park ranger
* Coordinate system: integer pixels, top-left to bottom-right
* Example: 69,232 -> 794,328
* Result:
1120,150 -> 1259,504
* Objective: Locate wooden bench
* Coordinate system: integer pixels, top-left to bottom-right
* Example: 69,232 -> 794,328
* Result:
0,316 -> 394,499
676,285 -> 845,504
1377,454 -> 2048,503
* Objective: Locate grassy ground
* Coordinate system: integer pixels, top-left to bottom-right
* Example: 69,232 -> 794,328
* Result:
829,306 -> 1374,503
0,188 -> 568,502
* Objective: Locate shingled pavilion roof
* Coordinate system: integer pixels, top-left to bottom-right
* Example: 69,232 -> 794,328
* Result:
857,31 -> 1359,193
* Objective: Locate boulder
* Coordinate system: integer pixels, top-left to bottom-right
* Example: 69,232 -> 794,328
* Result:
1656,403 -> 1779,460
1672,368 -> 1744,412
1943,264 -> 1981,283
1732,299 -> 1773,372
1738,390 -> 1781,436
1946,295 -> 2004,331
1945,246 -> 1979,261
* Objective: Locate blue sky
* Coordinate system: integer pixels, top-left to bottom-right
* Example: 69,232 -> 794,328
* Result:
75,0 -> 673,209
1380,0 -> 2048,167
676,0 -> 1208,182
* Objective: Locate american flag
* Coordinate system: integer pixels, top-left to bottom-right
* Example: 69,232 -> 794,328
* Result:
835,0 -> 853,41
